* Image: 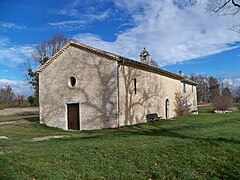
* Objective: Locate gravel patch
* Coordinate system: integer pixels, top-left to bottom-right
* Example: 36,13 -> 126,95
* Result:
0,107 -> 39,116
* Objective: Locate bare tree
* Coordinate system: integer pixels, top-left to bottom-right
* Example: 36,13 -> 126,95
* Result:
212,76 -> 234,110
207,0 -> 240,15
26,34 -> 69,106
190,74 -> 210,103
209,76 -> 220,101
206,0 -> 240,31
32,34 -> 69,66
0,85 -> 16,106
149,59 -> 159,68
233,86 -> 240,102
217,76 -> 234,96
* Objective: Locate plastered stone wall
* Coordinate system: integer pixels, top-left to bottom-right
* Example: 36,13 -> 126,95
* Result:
185,83 -> 198,111
118,65 -> 197,126
39,45 -> 197,131
39,46 -> 118,130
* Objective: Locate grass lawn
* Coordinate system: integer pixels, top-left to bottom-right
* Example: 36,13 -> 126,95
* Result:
0,106 -> 240,179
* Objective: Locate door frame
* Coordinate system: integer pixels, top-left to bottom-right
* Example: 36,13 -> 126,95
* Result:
165,99 -> 170,119
65,100 -> 81,130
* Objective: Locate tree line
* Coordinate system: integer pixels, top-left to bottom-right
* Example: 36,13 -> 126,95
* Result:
0,85 -> 27,109
0,85 -> 15,106
190,74 -> 240,110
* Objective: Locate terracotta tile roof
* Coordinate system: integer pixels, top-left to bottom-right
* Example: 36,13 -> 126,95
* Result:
37,40 -> 197,85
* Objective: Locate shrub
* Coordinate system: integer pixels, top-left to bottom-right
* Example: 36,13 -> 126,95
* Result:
212,95 -> 233,111
174,92 -> 191,117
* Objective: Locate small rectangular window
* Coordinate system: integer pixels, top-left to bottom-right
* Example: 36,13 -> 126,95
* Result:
134,78 -> 137,94
192,85 -> 194,92
183,83 -> 186,93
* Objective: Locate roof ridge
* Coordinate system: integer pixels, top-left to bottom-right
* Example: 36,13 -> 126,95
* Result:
37,40 -> 197,85
37,41 -> 71,72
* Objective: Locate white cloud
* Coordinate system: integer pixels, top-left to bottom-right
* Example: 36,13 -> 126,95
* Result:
0,69 -> 8,73
0,21 -> 26,31
223,72 -> 240,79
222,72 -> 240,87
235,78 -> 240,87
0,79 -> 33,96
49,10 -> 110,31
0,37 -> 34,67
50,0 -> 81,17
73,0 -> 240,66
48,20 -> 87,31
49,1 -> 111,31
57,9 -> 80,17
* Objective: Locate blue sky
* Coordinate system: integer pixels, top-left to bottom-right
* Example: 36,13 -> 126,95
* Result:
0,0 -> 240,96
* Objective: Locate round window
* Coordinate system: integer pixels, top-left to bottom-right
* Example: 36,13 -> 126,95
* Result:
69,76 -> 76,88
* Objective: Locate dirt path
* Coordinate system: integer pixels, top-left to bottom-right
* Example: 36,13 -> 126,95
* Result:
0,111 -> 69,143
0,120 -> 32,125
32,135 -> 69,141
0,107 -> 39,116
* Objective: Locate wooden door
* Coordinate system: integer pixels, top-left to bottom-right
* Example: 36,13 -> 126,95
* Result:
67,103 -> 80,130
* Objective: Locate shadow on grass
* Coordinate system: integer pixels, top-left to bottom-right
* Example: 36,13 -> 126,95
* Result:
56,117 -> 240,145
128,125 -> 240,145
18,113 -> 240,146
22,116 -> 39,122
198,107 -> 215,114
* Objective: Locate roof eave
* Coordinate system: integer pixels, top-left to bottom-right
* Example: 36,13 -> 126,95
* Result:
37,40 -> 198,85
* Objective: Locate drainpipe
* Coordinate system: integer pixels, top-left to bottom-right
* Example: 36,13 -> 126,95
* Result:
117,60 -> 124,128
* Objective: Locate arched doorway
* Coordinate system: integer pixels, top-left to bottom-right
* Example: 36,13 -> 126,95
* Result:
165,99 -> 170,119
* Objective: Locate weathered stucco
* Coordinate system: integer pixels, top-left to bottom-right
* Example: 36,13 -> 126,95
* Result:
39,46 -> 118,130
39,42 -> 198,131
118,65 -> 197,126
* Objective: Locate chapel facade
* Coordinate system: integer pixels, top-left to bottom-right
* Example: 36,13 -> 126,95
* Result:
38,41 -> 197,130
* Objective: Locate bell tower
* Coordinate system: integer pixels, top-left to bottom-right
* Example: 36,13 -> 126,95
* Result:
140,47 -> 150,64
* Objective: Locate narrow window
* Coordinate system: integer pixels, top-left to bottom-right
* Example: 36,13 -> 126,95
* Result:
193,100 -> 196,106
192,85 -> 194,92
185,100 -> 188,107
183,83 -> 186,93
134,78 -> 137,94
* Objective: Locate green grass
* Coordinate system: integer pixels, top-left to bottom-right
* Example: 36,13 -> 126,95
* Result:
0,106 -> 240,179
0,115 -> 39,123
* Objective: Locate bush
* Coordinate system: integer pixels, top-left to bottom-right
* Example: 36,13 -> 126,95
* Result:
28,96 -> 39,107
174,92 -> 191,117
213,95 -> 233,111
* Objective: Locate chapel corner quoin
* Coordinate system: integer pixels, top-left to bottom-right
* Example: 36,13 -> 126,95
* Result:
38,41 -> 198,131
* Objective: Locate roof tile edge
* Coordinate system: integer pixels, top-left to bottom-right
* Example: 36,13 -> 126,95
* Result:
37,40 -> 197,85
